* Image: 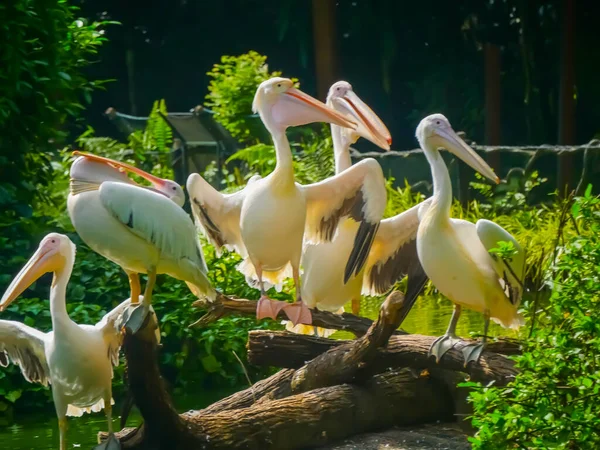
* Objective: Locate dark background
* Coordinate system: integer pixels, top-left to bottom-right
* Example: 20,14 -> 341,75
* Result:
77,0 -> 600,150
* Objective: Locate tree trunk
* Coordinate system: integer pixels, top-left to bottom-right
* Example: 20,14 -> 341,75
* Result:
98,292 -> 519,449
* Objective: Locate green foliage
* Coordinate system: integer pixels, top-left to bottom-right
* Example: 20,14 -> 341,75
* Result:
466,189 -> 600,449
224,126 -> 333,186
0,1 -> 112,214
0,101 -> 278,417
205,51 -> 292,144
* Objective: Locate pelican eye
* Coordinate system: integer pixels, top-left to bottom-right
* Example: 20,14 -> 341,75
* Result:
436,120 -> 441,125
172,186 -> 177,191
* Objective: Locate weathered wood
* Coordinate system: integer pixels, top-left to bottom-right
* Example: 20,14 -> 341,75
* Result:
248,331 -> 519,385
288,291 -> 406,394
99,290 -> 515,449
105,369 -> 454,450
190,292 -> 391,337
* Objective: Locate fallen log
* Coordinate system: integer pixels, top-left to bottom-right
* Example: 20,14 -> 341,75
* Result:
98,291 -> 516,449
248,331 -> 519,385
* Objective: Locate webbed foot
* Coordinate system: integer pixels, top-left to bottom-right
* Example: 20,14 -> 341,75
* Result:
282,301 -> 312,326
94,433 -> 121,450
256,296 -> 286,320
122,302 -> 151,335
429,334 -> 460,363
461,341 -> 486,366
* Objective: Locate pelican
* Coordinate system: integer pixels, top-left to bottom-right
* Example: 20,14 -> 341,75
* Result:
410,114 -> 524,364
0,233 -> 133,450
300,81 -> 391,318
187,77 -> 386,325
68,152 -> 215,333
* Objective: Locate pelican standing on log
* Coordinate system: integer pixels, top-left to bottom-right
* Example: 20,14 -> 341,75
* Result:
410,114 -> 525,364
0,233 -> 132,450
67,152 -> 215,333
187,77 -> 387,325
300,81 -> 391,318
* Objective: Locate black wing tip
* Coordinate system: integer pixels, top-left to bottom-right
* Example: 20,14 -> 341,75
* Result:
395,267 -> 428,326
344,221 -> 379,284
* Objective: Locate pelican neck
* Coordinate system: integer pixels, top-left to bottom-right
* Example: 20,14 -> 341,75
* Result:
50,257 -> 74,330
271,128 -> 295,179
422,140 -> 452,223
331,124 -> 352,173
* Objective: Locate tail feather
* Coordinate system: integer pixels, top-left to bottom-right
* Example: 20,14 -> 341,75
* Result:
66,397 -> 114,417
236,258 -> 292,292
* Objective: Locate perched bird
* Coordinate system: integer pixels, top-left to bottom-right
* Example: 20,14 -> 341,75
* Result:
300,81 -> 391,318
68,152 -> 214,333
411,114 -> 525,364
188,77 -> 387,326
0,233 -> 134,450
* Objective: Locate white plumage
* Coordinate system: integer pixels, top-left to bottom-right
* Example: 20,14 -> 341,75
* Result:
68,153 -> 214,334
414,114 -> 525,364
188,77 -> 386,325
0,233 -> 147,450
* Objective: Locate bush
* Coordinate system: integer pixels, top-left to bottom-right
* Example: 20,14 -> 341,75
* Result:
0,1 -> 111,214
466,187 -> 600,449
205,51 -> 283,145
0,102 -> 280,417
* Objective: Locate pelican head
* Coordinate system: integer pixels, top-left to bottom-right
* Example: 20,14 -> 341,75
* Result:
0,233 -> 74,311
252,77 -> 357,133
327,81 -> 391,150
72,151 -> 186,207
416,114 -> 499,183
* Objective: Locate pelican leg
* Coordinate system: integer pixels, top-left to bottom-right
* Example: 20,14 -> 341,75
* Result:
429,304 -> 462,363
123,268 -> 155,335
351,297 -> 361,316
255,264 -> 285,320
281,265 -> 312,326
93,398 -> 121,449
462,309 -> 490,366
126,271 -> 141,304
58,416 -> 67,450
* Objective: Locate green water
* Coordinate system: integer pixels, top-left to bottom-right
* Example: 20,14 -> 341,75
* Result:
0,294 -> 516,449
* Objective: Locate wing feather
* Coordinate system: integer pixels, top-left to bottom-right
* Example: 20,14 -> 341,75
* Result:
96,296 -> 160,368
476,219 -> 525,307
302,158 -> 386,282
187,173 -> 249,257
362,200 -> 430,296
99,182 -> 205,269
0,320 -> 49,386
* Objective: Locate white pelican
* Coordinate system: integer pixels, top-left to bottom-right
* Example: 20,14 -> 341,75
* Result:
300,81 -> 391,318
0,233 -> 132,450
187,77 -> 386,325
413,114 -> 525,364
68,152 -> 215,333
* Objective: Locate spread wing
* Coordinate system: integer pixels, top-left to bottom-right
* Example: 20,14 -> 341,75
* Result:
0,320 -> 49,386
187,173 -> 250,258
476,219 -> 526,307
99,181 -> 206,270
362,200 -> 431,296
302,158 -> 386,283
95,296 -> 160,368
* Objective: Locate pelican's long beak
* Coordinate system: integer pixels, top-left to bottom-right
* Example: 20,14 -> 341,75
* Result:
72,151 -> 168,189
0,242 -> 63,311
432,128 -> 499,184
273,87 -> 357,130
336,90 -> 391,150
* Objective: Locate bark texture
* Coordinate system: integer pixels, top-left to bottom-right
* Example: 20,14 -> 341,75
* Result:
98,292 -> 519,449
